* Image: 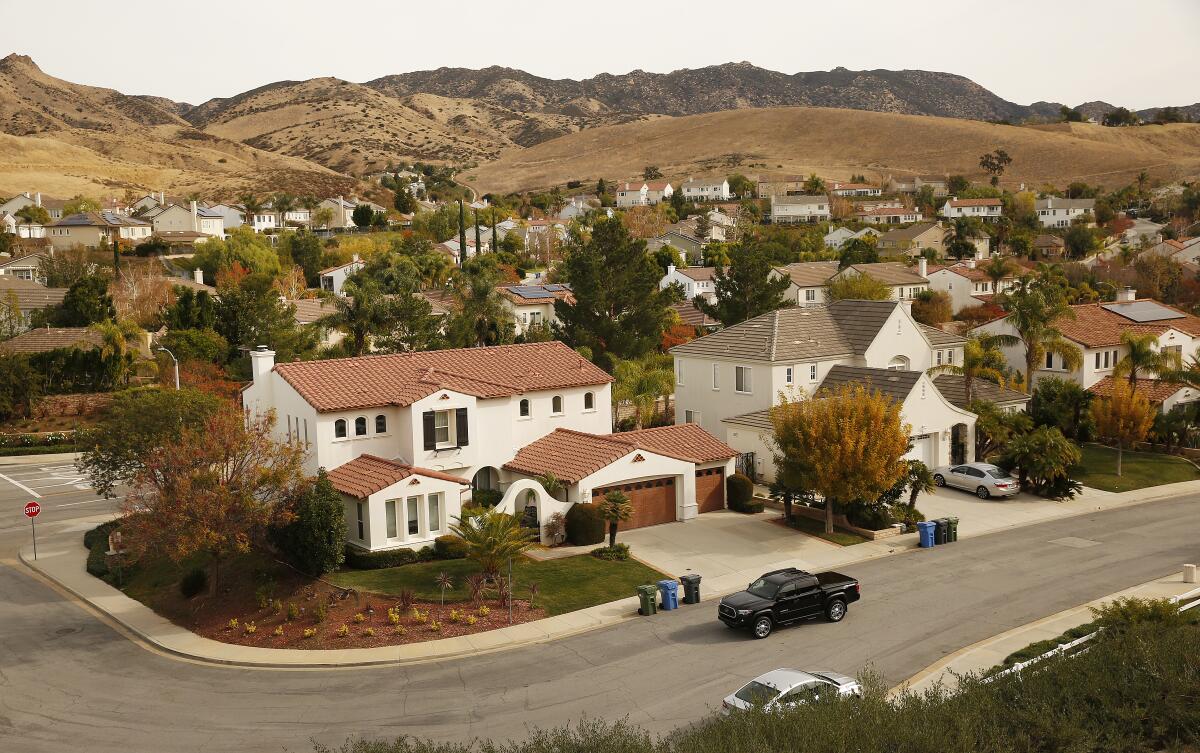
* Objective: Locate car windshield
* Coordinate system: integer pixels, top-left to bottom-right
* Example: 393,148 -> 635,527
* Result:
985,468 -> 1013,479
746,578 -> 779,599
734,680 -> 780,706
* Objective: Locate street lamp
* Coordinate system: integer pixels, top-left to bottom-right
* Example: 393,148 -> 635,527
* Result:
157,346 -> 179,391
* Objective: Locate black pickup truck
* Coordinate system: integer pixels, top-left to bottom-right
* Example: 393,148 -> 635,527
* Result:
718,567 -> 861,638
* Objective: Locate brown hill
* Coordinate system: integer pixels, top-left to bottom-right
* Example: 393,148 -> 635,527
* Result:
0,54 -> 359,198
468,107 -> 1200,194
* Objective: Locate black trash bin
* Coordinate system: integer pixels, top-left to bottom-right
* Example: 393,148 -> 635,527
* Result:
935,518 -> 948,545
679,574 -> 702,604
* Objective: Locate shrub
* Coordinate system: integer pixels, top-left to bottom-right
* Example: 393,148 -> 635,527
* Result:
434,534 -> 469,560
428,620 -> 442,632
465,614 -> 478,626
393,625 -> 406,636
363,627 -> 375,637
470,488 -> 503,508
86,539 -> 111,579
543,511 -> 567,544
416,545 -> 435,562
726,472 -> 755,509
843,502 -> 893,531
1091,597 -> 1192,631
590,543 -> 632,561
271,470 -> 346,575
335,624 -> 349,637
272,625 -> 284,636
477,605 -> 490,617
83,520 -> 121,551
227,618 -> 239,630
302,627 -> 316,639
314,601 -> 328,623
287,602 -> 300,621
565,503 -> 605,545
343,545 -> 418,569
179,567 -> 208,598
244,622 -> 257,634
353,612 -> 365,623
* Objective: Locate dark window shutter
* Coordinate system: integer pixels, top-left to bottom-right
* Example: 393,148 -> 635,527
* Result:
422,411 -> 436,450
455,408 -> 469,447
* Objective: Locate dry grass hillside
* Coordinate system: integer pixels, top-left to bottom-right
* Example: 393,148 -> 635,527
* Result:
0,54 -> 360,198
469,107 -> 1200,193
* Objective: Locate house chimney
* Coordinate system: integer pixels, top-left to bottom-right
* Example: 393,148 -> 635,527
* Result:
159,191 -> 165,205
917,257 -> 927,278
352,253 -> 360,263
250,345 -> 275,383
1117,286 -> 1137,302
190,200 -> 199,232
193,268 -> 204,285
966,258 -> 976,269
666,263 -> 676,277
34,192 -> 41,207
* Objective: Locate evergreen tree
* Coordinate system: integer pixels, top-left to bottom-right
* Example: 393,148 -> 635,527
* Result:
458,199 -> 467,256
59,275 -> 115,326
696,245 -> 791,326
272,470 -> 346,575
474,209 -> 482,253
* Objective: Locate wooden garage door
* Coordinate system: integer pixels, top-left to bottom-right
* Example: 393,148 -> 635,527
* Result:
593,477 -> 676,530
695,467 -> 725,513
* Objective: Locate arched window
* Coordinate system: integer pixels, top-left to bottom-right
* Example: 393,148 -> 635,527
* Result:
334,419 -> 347,438
354,416 -> 368,436
375,414 -> 387,433
887,356 -> 910,371
519,398 -> 530,417
552,395 -> 563,414
584,392 -> 594,410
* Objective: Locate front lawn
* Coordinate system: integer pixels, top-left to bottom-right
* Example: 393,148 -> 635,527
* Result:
329,554 -> 667,616
769,514 -> 869,546
1072,443 -> 1200,493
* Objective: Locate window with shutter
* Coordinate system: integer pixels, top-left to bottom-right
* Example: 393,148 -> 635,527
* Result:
455,408 -> 469,447
422,411 -> 436,450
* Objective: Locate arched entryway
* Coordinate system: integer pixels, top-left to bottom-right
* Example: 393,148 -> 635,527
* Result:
471,466 -> 500,490
951,423 -> 970,465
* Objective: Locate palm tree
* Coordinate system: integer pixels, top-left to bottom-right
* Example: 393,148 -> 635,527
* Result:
89,318 -> 143,387
1136,171 -> 1149,197
317,280 -> 395,356
905,461 -> 935,507
612,355 -> 674,429
943,217 -> 981,260
449,510 -> 535,579
981,257 -> 1014,294
238,193 -> 263,228
598,490 -> 633,548
1002,278 -> 1082,391
273,193 -> 296,227
447,264 -> 514,347
1114,331 -> 1181,388
928,332 -> 1019,403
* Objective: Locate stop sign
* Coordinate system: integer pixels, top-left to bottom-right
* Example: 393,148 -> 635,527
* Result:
24,501 -> 40,518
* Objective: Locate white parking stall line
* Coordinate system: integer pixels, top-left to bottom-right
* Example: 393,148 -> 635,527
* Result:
56,496 -> 123,508
0,471 -> 41,499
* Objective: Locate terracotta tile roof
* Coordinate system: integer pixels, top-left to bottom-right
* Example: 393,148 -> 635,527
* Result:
926,263 -> 999,282
274,341 -> 612,413
670,300 -> 719,328
855,206 -> 919,216
1,327 -> 103,353
1087,376 -> 1194,404
497,284 -> 575,305
948,198 -> 1002,207
0,276 -> 68,310
1053,300 -> 1200,347
326,454 -> 468,498
503,425 -> 735,483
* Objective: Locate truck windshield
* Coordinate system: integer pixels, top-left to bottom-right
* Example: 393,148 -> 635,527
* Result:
746,578 -> 779,599
734,680 -> 779,706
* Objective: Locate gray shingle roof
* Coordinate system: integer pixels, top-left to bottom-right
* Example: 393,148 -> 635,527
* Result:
818,364 -> 921,403
842,262 -> 928,285
932,374 -> 1029,410
919,323 -> 967,347
878,221 -> 942,242
722,409 -> 775,432
773,260 -> 840,287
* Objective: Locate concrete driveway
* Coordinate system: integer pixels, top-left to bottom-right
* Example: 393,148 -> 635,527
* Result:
916,485 -> 1114,538
620,509 -> 846,579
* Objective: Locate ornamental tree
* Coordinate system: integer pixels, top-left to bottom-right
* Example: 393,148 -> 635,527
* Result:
1091,379 -> 1155,477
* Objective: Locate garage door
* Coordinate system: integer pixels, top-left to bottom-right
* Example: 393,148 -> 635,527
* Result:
593,477 -> 677,530
904,434 -> 935,467
695,467 -> 725,513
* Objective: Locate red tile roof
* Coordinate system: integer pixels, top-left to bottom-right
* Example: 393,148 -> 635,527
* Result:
1054,300 -> 1200,347
503,425 -> 735,483
274,341 -> 612,413
326,454 -> 468,498
1087,376 -> 1192,404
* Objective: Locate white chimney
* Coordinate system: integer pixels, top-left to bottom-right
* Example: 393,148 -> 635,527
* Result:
190,200 -> 199,232
917,257 -> 927,278
666,264 -> 676,277
250,345 -> 275,383
352,253 -> 360,263
1117,286 -> 1137,302
966,258 -> 976,269
193,268 -> 204,285
159,191 -> 165,205
34,192 -> 41,207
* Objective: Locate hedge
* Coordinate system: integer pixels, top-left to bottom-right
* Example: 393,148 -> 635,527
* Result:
342,545 -> 419,570
565,503 -> 605,545
0,444 -> 78,457
434,535 -> 469,559
83,520 -> 120,551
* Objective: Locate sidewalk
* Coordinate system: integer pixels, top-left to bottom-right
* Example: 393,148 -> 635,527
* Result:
21,476 -> 1200,669
0,451 -> 79,466
900,569 -> 1200,694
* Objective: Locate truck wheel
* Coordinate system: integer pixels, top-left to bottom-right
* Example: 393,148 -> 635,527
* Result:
752,616 -> 773,639
976,486 -> 990,499
933,474 -> 946,487
825,598 -> 847,623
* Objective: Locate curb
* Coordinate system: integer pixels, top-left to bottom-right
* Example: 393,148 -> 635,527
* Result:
0,451 -> 80,465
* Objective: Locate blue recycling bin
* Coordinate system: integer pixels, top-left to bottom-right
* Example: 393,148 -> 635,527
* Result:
917,521 -> 936,548
657,579 -> 679,610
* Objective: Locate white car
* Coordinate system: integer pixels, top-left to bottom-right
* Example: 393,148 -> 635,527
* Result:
932,462 -> 1019,499
721,669 -> 861,714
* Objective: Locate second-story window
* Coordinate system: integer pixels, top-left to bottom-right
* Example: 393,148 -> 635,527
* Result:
375,414 -> 387,433
584,392 -> 595,410
735,366 -> 752,394
809,364 -> 818,381
335,419 -> 347,438
519,398 -> 530,417
354,416 -> 367,436
785,366 -> 793,384
712,363 -> 720,390
434,411 -> 450,444
552,395 -> 564,415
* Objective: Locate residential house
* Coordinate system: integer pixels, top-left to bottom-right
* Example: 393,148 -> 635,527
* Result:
557,197 -> 591,221
876,221 -> 945,257
47,212 -> 152,250
248,209 -> 279,233
241,341 -> 736,551
647,223 -> 711,264
130,192 -> 168,213
679,178 -> 731,202
0,326 -> 105,354
931,374 -> 1030,413
976,289 -> 1200,390
926,259 -> 1018,313
941,197 -> 1003,221
829,182 -> 882,197
0,192 -> 67,222
1141,237 -> 1200,266
496,283 -> 573,335
855,206 -> 924,225
670,300 -> 721,333
889,175 -> 949,197
318,197 -> 357,228
0,253 -> 49,282
0,277 -> 69,331
670,300 -> 974,481
831,261 -> 929,301
770,261 -> 841,306
660,265 -> 720,301
144,201 -> 225,238
823,226 -> 879,248
207,203 -> 244,231
1035,197 -> 1095,228
1087,376 -> 1198,414
1032,234 -> 1066,257
756,175 -> 806,198
770,195 -> 830,224
1,211 -> 46,239
290,298 -> 343,349
319,257 -> 365,295
615,181 -> 673,208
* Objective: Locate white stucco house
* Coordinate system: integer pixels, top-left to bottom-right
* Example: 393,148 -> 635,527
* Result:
941,197 -> 1003,221
770,195 -> 830,224
831,261 -> 930,301
823,226 -> 879,248
975,291 -> 1200,390
241,341 -> 736,552
208,203 -> 244,231
1086,376 -> 1198,414
855,206 -> 924,225
679,178 -> 731,202
660,265 -> 720,301
496,283 -> 573,335
670,299 -> 976,482
615,181 -> 673,208
770,261 -> 840,306
319,257 -> 365,295
829,182 -> 882,197
926,259 -> 1019,313
1035,197 -> 1095,228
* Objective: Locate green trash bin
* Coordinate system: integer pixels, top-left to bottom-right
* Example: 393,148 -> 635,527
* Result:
948,516 -> 959,543
636,584 -> 658,615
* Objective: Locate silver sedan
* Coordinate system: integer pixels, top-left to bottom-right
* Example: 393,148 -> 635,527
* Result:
721,669 -> 861,715
932,462 -> 1019,499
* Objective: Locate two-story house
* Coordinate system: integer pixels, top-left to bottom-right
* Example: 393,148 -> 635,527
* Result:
926,259 -> 1018,313
831,261 -> 929,301
975,289 -> 1200,390
615,181 -> 673,208
876,221 -> 945,257
679,178 -> 731,202
318,197 -> 357,228
242,341 -> 736,552
829,182 -> 882,197
941,197 -> 1003,221
889,175 -> 949,197
207,203 -> 244,231
660,265 -> 720,301
47,212 -> 152,250
319,257 -> 365,295
855,206 -> 924,225
770,195 -> 830,224
670,300 -> 976,481
1035,197 -> 1095,228
144,201 -> 225,238
770,261 -> 840,306
823,226 -> 879,248
497,283 -> 573,335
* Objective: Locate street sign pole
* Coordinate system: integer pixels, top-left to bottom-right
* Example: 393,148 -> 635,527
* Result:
31,516 -> 37,560
24,501 -> 40,560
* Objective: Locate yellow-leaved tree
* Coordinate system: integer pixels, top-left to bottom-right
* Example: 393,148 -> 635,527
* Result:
770,383 -> 911,534
1091,378 -> 1155,477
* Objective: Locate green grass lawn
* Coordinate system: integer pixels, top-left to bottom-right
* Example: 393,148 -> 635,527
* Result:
328,554 -> 667,616
1072,444 -> 1200,493
781,515 -> 869,546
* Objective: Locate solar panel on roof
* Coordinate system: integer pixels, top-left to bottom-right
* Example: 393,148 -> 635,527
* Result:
1101,301 -> 1186,322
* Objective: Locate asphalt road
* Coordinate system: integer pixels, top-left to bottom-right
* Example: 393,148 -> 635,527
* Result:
1,454 -> 1197,752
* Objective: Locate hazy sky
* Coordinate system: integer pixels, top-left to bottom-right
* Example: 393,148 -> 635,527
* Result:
13,0 -> 1200,108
